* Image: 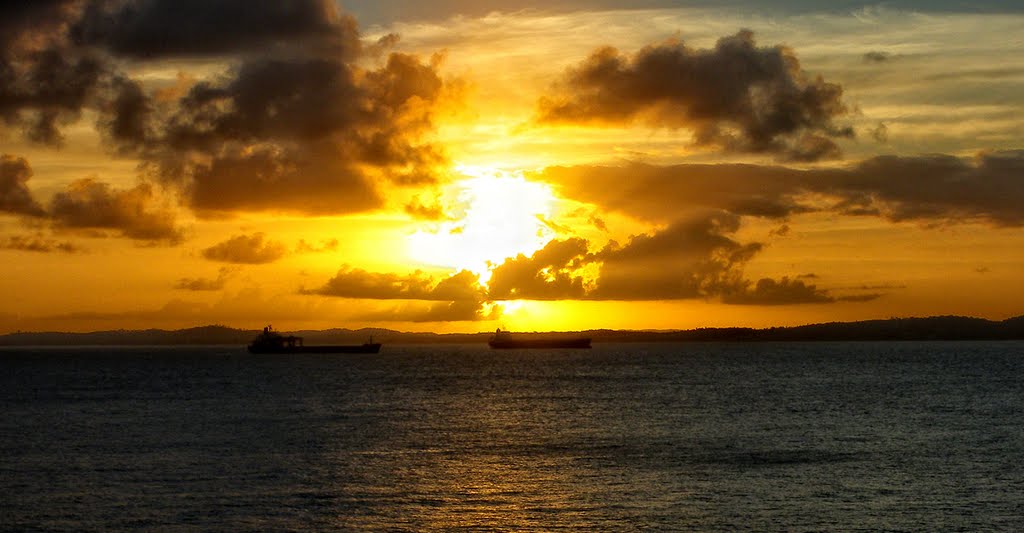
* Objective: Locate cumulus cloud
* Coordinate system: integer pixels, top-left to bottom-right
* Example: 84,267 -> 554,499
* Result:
201,233 -> 287,264
0,1 -> 453,216
0,155 -> 46,216
589,213 -> 761,300
537,30 -> 852,160
300,213 -> 875,311
174,266 -> 237,291
488,238 -> 590,300
102,6 -> 449,215
483,213 -> 841,305
535,150 -> 1024,227
49,179 -> 183,242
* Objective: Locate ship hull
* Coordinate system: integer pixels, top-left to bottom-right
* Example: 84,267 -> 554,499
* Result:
248,343 -> 382,354
488,338 -> 591,349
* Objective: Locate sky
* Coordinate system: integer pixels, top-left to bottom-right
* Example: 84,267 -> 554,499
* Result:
1,0 -> 1023,333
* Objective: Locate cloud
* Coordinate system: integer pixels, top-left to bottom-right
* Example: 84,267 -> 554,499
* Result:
534,150 -> 1024,227
404,195 -> 448,220
48,178 -> 183,242
488,238 -> 590,300
0,3 -> 107,147
180,143 -> 384,215
100,8 -> 450,215
0,233 -> 81,253
484,213 -> 844,305
721,276 -> 837,305
869,122 -> 889,143
295,238 -> 339,254
535,162 -> 811,223
174,267 -> 237,291
589,212 -> 760,300
132,48 -> 449,215
71,0 -> 357,59
354,300 -> 496,322
827,151 -> 1024,226
201,233 -> 287,264
309,267 -> 484,301
0,1 -> 453,216
0,155 -> 46,216
862,50 -> 892,63
308,268 -> 492,321
536,30 -> 852,160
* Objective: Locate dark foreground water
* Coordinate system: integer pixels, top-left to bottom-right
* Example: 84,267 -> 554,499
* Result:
2,341 -> 1023,531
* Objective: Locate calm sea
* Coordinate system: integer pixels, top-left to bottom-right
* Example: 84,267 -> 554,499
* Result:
2,342 -> 1023,531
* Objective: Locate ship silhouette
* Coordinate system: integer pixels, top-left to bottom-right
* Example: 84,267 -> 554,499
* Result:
248,326 -> 381,354
487,328 -> 591,349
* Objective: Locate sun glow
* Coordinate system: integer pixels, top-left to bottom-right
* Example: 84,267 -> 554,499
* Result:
408,165 -> 557,281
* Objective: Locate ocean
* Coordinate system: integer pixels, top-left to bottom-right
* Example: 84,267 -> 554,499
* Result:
2,341 -> 1023,531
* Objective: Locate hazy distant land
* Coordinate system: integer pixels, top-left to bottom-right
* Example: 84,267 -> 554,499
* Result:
1,315 -> 1023,346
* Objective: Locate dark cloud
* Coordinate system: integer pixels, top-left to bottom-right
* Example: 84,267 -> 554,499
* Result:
71,0 -> 358,59
869,122 -> 889,143
488,238 -> 590,300
174,267 -> 236,291
535,150 -> 1024,227
721,276 -> 836,305
49,179 -> 183,242
0,2 -> 76,47
862,51 -> 892,63
589,213 -> 759,300
484,213 -> 844,305
127,50 -> 448,215
0,233 -> 81,253
537,30 -> 852,160
0,155 -> 46,216
201,233 -> 287,264
535,162 -> 811,222
0,2 -> 109,146
0,1 -> 452,215
831,151 -> 1024,226
309,267 -> 484,301
180,143 -> 384,215
309,268 -> 492,321
0,47 -> 107,147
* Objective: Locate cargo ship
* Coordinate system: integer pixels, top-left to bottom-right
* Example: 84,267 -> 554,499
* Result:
248,326 -> 381,354
487,328 -> 591,349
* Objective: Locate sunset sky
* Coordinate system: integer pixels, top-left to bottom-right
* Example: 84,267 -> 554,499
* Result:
2,0 -> 1023,333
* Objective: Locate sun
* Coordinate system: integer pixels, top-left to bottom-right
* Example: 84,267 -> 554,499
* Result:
408,165 -> 557,281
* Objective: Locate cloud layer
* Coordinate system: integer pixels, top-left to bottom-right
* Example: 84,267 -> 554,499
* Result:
536,150 -> 1024,227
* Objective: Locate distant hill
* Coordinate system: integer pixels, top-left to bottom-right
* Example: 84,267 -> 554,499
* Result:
1,315 -> 1023,346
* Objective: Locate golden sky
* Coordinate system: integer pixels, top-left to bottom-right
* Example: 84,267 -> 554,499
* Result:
2,1 -> 1023,333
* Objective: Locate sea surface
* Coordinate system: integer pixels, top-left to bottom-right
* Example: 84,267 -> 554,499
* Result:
2,341 -> 1023,531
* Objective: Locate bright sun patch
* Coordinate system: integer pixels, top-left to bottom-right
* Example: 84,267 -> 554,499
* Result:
408,165 -> 557,281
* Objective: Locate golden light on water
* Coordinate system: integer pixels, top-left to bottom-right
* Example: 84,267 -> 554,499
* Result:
407,165 -> 558,282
